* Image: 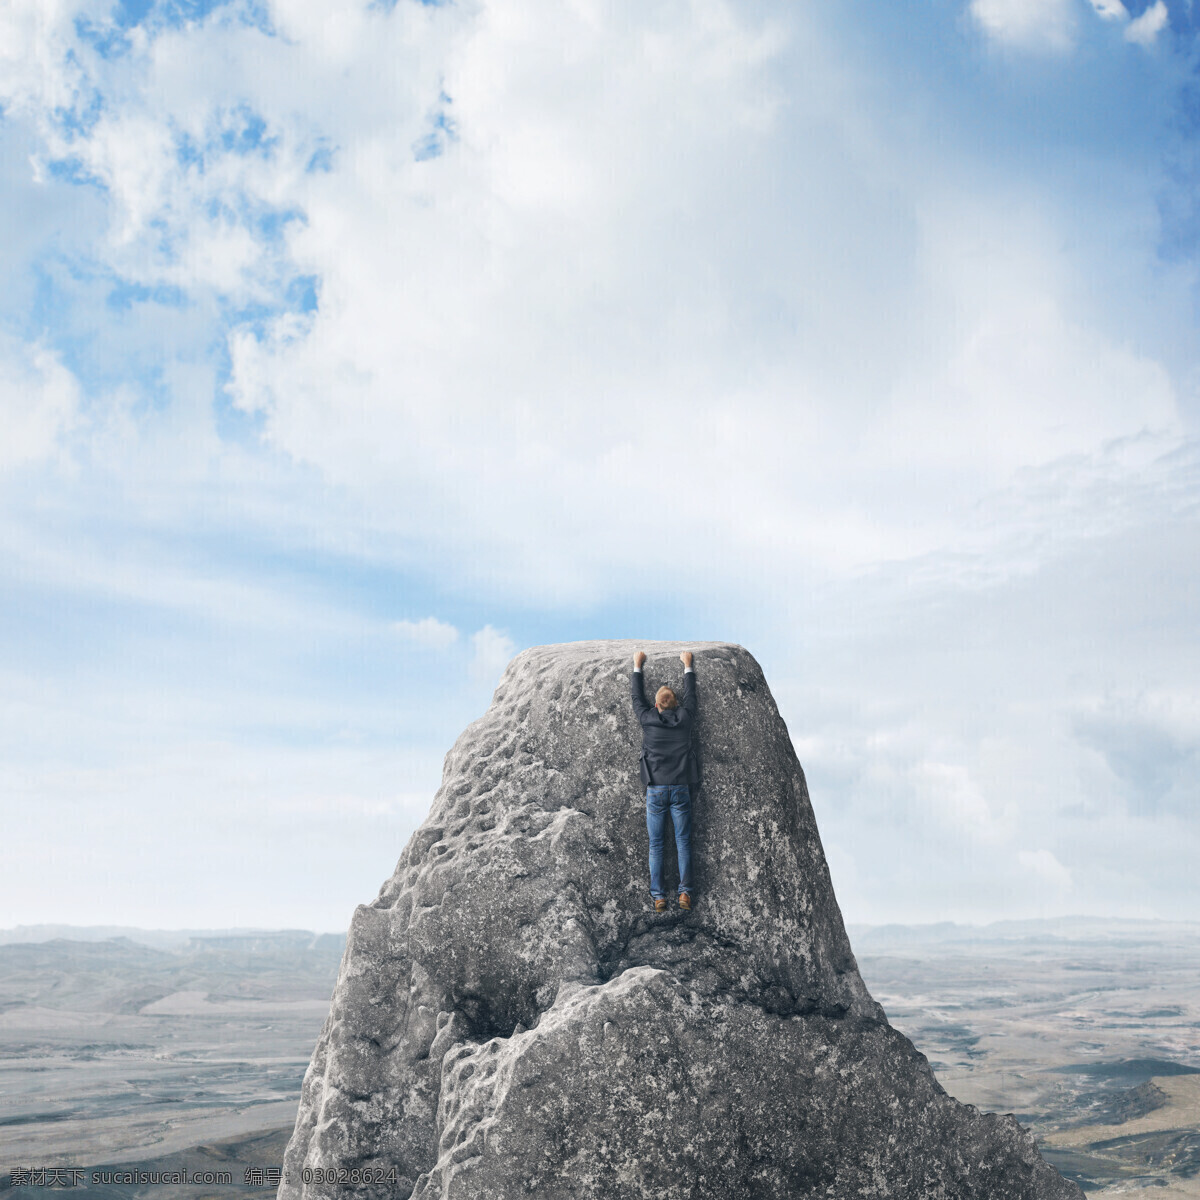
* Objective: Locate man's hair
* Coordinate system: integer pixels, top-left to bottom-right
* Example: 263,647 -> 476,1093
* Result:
655,686 -> 678,710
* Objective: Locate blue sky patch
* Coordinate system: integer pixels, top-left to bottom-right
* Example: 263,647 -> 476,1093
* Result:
371,0 -> 451,12
105,280 -> 189,311
114,0 -> 156,27
413,92 -> 456,162
286,275 -> 319,314
219,104 -> 277,158
74,15 -> 135,59
44,156 -> 105,189
306,143 -> 335,174
173,106 -> 280,173
76,0 -> 274,60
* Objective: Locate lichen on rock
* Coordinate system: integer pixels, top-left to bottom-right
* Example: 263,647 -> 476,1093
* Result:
279,640 -> 1082,1200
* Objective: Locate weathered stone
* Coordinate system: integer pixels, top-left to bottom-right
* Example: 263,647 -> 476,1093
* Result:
279,640 -> 1082,1199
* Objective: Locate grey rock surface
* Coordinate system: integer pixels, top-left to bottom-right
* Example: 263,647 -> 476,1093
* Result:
279,640 -> 1082,1199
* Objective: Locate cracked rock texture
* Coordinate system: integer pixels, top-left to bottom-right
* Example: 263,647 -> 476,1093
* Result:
279,640 -> 1082,1200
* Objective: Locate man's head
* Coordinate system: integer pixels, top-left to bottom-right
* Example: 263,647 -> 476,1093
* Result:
655,686 -> 678,711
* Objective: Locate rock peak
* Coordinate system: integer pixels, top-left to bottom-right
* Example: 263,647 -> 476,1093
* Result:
281,638 -> 1081,1199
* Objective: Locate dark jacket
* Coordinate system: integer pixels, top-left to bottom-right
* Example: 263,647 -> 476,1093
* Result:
631,669 -> 700,787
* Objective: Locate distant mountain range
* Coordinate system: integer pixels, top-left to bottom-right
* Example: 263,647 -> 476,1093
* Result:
0,923 -> 346,950
847,916 -> 1200,951
4,916 -> 1198,952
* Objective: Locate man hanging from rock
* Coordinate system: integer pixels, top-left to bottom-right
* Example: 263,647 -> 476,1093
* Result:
631,649 -> 700,912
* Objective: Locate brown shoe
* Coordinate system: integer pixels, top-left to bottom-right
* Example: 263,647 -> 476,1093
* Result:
654,898 -> 668,913
679,893 -> 692,911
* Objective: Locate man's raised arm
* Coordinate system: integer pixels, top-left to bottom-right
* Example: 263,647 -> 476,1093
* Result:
631,649 -> 650,715
680,650 -> 696,718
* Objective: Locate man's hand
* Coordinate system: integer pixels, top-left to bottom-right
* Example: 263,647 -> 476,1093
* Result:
680,651 -> 693,667
634,650 -> 647,669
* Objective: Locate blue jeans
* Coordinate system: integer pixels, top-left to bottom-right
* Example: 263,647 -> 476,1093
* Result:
646,784 -> 693,899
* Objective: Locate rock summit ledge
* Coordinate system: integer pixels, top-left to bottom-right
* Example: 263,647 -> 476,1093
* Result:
280,640 -> 1081,1200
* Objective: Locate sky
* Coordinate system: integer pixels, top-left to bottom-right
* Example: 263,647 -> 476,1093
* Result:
0,0 -> 1198,933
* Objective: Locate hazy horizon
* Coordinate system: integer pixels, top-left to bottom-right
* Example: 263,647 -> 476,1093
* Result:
6,914 -> 1200,946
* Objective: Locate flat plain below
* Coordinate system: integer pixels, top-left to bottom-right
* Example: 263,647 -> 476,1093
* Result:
852,919 -> 1200,1196
1,919 -> 1198,1198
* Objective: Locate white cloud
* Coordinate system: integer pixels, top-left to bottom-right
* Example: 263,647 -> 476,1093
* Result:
1125,0 -> 1168,44
1018,848 -> 1074,892
1075,0 -> 1168,45
264,790 -> 434,820
0,0 -> 82,121
204,0 -> 1183,601
0,338 -> 80,470
2,0 -> 1186,601
968,0 -> 1077,51
468,624 -> 517,685
0,737 -> 448,930
1073,689 -> 1200,815
911,761 -> 1009,843
394,616 -> 459,648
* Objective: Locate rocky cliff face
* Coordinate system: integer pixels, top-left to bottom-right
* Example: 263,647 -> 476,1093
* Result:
279,640 -> 1082,1200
